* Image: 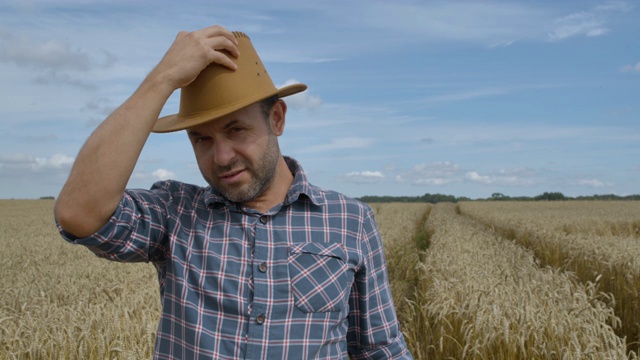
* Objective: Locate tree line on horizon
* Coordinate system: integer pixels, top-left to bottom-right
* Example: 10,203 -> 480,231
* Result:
357,192 -> 640,203
35,192 -> 640,203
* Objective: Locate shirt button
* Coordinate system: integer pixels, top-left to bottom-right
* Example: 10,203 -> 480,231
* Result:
258,262 -> 268,273
256,313 -> 265,325
259,215 -> 268,224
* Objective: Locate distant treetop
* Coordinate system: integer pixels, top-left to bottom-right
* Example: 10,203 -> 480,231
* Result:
357,192 -> 640,203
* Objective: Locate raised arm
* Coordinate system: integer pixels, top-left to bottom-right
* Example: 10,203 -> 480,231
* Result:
54,25 -> 239,238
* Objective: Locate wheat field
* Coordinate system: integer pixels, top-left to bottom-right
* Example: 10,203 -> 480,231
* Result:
412,203 -> 634,359
1,199 -> 638,359
0,200 -> 159,359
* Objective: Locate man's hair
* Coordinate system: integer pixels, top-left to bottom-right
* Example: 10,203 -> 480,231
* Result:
259,95 -> 279,120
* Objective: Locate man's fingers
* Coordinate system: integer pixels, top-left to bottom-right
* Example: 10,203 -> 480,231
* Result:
208,35 -> 239,54
210,50 -> 238,70
192,37 -> 236,70
197,25 -> 238,45
192,26 -> 240,70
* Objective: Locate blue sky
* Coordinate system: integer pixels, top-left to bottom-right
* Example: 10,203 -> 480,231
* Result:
0,0 -> 638,199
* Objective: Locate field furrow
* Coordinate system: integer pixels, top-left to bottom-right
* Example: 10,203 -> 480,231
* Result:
407,203 -> 633,359
460,201 -> 640,354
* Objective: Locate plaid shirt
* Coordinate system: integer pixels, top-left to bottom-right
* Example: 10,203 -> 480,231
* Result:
58,157 -> 412,359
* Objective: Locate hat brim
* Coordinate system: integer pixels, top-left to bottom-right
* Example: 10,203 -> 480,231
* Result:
152,83 -> 307,133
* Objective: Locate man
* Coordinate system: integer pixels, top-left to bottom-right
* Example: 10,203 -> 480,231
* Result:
55,25 -> 412,359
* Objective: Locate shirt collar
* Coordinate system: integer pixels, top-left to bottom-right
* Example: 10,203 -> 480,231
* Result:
283,156 -> 324,207
203,156 -> 324,209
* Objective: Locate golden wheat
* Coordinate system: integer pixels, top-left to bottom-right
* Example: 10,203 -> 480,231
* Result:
409,203 -> 634,359
460,201 -> 640,354
0,200 -> 160,359
2,200 -> 639,359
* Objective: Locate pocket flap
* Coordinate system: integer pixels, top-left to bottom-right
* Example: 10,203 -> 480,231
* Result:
289,242 -> 346,261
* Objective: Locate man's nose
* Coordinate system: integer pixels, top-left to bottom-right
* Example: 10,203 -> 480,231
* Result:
212,139 -> 236,166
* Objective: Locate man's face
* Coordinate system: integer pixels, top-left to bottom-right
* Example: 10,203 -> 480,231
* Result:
187,102 -> 281,204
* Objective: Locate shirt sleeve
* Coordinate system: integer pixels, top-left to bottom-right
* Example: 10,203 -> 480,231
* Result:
347,206 -> 413,359
56,186 -> 172,263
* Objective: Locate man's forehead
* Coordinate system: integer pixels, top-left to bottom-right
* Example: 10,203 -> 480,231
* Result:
186,102 -> 262,133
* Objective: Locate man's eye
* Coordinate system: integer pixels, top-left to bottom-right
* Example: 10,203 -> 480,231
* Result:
194,136 -> 211,144
227,127 -> 246,136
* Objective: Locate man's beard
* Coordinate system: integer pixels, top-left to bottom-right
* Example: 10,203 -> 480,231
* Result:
204,135 -> 281,204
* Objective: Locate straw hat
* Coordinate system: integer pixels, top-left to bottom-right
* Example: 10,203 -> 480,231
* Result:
152,31 -> 307,133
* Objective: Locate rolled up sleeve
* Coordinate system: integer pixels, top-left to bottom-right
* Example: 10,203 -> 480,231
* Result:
56,186 -> 171,263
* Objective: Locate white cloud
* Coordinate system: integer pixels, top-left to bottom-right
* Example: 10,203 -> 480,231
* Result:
396,162 -> 461,186
133,168 -> 176,181
341,1 -> 629,47
278,79 -> 322,110
0,31 -> 92,71
38,153 -> 75,169
465,171 -> 493,184
574,178 -> 614,187
343,170 -> 384,184
548,12 -> 607,41
0,153 -> 74,194
0,152 -> 74,171
0,28 -> 114,89
620,62 -> 640,73
299,137 -> 374,154
465,168 -> 537,186
151,168 -> 176,181
358,2 -> 544,45
547,2 -> 630,41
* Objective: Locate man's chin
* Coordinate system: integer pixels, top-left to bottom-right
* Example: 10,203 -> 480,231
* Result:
210,182 -> 258,204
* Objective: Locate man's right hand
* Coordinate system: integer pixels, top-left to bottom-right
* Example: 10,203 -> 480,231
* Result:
151,25 -> 239,92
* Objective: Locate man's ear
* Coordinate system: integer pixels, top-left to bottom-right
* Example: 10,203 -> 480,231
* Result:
269,99 -> 287,136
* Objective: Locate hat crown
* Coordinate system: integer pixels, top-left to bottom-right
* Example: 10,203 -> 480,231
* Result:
153,31 -> 307,133
180,32 -> 275,117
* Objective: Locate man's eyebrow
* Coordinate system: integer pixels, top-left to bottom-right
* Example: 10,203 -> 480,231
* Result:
187,119 -> 244,137
222,119 -> 241,130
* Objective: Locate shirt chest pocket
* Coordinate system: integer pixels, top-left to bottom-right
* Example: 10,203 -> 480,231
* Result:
288,242 -> 351,313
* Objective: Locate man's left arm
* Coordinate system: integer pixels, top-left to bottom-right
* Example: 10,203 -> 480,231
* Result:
347,206 -> 413,359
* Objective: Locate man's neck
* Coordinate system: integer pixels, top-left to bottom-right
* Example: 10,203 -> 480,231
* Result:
242,156 -> 293,213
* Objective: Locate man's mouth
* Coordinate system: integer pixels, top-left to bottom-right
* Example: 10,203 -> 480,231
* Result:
217,168 -> 246,184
